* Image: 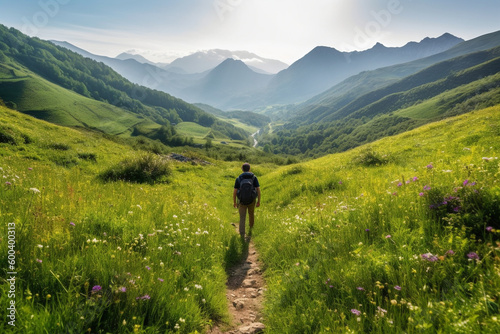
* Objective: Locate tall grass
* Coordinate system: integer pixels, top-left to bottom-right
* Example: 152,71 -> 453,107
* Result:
254,106 -> 500,333
0,107 -> 248,333
1,105 -> 500,333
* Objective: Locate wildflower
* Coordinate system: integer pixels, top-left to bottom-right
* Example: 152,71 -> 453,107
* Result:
184,287 -> 189,291
28,167 -> 33,170
136,294 -> 151,300
453,207 -> 460,213
351,309 -> 361,316
92,285 -> 102,292
194,284 -> 203,290
377,306 -> 387,314
365,229 -> 370,232
5,181 -> 11,186
446,250 -> 455,255
29,188 -> 41,194
158,278 -> 164,282
385,235 -> 392,239
423,185 -> 431,191
486,226 -> 493,232
146,266 -> 151,270
70,222 -> 75,226
397,182 -> 402,187
421,253 -> 438,262
119,287 -> 126,292
427,164 -> 433,169
467,252 -> 480,260
419,192 -> 424,197
36,259 -> 42,263
339,181 -> 343,185
173,215 -> 178,218
357,287 -> 365,291
37,244 -> 44,248
391,299 -> 398,305
394,285 -> 401,291
412,176 -> 419,182
463,179 -> 469,186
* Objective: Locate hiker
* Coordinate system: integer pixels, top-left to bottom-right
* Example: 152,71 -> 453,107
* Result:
233,163 -> 261,238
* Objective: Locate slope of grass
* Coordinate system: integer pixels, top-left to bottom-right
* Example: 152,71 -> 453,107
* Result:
0,63 -> 156,136
1,104 -> 500,333
254,105 -> 500,333
0,106 -> 250,333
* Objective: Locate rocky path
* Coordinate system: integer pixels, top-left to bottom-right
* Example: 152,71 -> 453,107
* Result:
209,232 -> 266,334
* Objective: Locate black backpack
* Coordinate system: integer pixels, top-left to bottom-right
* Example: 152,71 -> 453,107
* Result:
238,174 -> 257,205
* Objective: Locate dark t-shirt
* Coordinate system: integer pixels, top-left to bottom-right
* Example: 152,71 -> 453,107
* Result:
234,172 -> 260,189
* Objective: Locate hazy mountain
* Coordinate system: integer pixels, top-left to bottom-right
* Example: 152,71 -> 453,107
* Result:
50,40 -> 205,94
292,29 -> 500,125
1,26 -> 248,143
166,49 -> 288,74
261,33 -> 464,106
115,52 -> 156,65
179,58 -> 273,109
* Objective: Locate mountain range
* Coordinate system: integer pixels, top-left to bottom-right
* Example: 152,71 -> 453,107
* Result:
51,34 -> 464,110
2,22 -> 500,160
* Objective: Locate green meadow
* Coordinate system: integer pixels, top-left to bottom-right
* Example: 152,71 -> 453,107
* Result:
1,104 -> 500,333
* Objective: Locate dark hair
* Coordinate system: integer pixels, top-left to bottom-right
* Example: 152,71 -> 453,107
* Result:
242,163 -> 251,172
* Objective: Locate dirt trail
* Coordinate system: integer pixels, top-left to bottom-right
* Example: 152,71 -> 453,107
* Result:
209,230 -> 266,334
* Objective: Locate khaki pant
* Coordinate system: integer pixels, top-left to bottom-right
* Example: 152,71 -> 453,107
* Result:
238,200 -> 256,237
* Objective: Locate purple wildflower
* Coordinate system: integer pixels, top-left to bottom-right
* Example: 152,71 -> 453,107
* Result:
421,253 -> 438,262
36,259 -> 42,263
423,185 -> 431,191
365,229 -> 370,232
463,179 -> 469,186
158,278 -> 164,282
412,176 -> 419,182
136,294 -> 151,300
394,285 -> 401,291
146,266 -> 151,270
351,309 -> 361,316
427,164 -> 433,169
70,222 -> 75,226
385,235 -> 392,239
5,181 -> 12,186
446,250 -> 455,255
356,287 -> 365,291
467,252 -> 480,260
28,167 -> 33,170
397,182 -> 402,187
339,181 -> 343,185
119,287 -> 126,292
453,207 -> 460,213
92,285 -> 102,292
486,226 -> 493,232
419,192 -> 424,197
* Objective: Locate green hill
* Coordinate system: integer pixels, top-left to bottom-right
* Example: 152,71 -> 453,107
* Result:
1,103 -> 499,333
260,45 -> 500,157
0,24 -> 248,143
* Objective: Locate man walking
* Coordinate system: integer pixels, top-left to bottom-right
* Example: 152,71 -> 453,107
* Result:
233,163 -> 261,238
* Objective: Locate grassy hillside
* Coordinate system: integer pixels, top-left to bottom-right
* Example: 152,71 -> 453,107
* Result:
1,104 -> 499,333
0,24 -> 248,143
0,63 -> 153,136
261,47 -> 500,157
254,105 -> 500,333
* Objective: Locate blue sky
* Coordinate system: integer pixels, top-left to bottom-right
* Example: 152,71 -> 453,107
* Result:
0,0 -> 499,64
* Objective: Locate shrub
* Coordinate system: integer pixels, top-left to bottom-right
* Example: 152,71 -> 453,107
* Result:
48,142 -> 71,151
100,153 -> 171,184
77,152 -> 97,162
352,148 -> 388,166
